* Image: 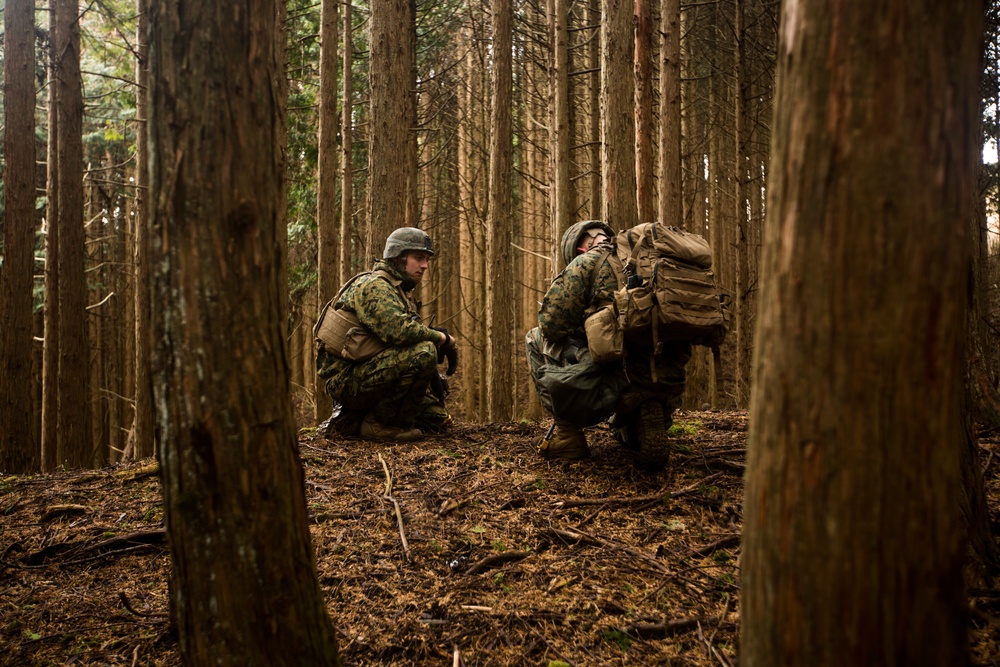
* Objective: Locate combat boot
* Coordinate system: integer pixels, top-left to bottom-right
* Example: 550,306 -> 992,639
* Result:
360,414 -> 424,442
636,401 -> 671,470
534,419 -> 590,460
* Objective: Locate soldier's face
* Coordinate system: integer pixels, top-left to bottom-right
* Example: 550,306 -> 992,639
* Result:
404,250 -> 432,283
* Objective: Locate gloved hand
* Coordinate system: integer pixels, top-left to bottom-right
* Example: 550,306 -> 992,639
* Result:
433,326 -> 459,376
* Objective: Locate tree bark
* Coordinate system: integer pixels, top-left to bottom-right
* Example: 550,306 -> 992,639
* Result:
486,0 -> 515,421
340,0 -> 354,285
657,0 -> 681,226
601,0 -> 638,230
41,0 -> 60,472
316,0 -> 339,422
633,0 -> 653,225
148,2 -> 341,663
0,0 -> 39,473
549,0 -> 571,269
741,2 -> 982,664
133,0 -> 155,459
367,0 -> 413,254
55,0 -> 91,469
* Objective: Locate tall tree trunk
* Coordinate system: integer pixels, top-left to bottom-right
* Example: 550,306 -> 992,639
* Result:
588,0 -> 602,220
549,0 -> 571,268
741,2 -> 983,664
133,0 -> 155,459
486,0 -> 515,422
601,0 -> 638,230
41,0 -> 60,471
55,0 -> 91,469
316,0 -> 339,422
367,0 -> 413,252
657,0 -> 681,226
339,0 -> 354,285
148,2 -> 341,664
0,0 -> 39,473
633,0 -> 653,225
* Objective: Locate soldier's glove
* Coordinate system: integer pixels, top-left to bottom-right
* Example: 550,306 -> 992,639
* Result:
433,326 -> 459,376
429,372 -> 450,401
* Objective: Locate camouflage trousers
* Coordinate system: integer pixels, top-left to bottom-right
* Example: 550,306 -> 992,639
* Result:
317,342 -> 449,430
525,326 -> 690,425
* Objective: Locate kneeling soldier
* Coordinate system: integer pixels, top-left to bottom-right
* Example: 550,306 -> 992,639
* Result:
316,227 -> 457,441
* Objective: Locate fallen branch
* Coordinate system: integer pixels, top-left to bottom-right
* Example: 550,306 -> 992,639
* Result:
555,472 -> 725,509
543,527 -> 669,573
465,551 -> 531,575
377,453 -> 410,558
118,591 -> 169,619
685,534 -> 740,559
626,615 -> 725,639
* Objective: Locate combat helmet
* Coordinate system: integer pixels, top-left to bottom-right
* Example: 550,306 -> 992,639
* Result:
383,227 -> 435,259
559,220 -> 614,266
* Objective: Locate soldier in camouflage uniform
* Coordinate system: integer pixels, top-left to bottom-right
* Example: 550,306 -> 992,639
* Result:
317,227 -> 456,441
527,221 -> 690,467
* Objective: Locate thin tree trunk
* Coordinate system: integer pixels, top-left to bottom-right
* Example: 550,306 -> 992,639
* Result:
741,2 -> 982,663
0,0 -> 39,472
633,0 -> 653,225
657,0 -> 681,226
339,0 -> 354,286
316,0 -> 338,422
148,1 -> 342,663
549,0 -> 570,269
133,0 -> 154,459
41,0 -> 60,472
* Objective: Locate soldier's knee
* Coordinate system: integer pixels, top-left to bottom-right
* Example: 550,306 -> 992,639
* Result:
413,341 -> 438,370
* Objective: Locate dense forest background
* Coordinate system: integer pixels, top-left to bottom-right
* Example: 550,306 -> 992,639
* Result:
0,0 -> 998,470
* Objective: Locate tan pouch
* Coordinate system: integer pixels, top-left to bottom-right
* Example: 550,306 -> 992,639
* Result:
584,304 -> 623,364
314,302 -> 388,362
613,283 -> 656,334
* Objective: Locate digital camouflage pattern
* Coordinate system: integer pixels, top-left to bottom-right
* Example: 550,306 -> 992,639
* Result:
317,259 -> 450,431
533,241 -> 691,414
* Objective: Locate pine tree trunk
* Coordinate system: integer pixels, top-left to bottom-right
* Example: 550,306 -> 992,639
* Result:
741,2 -> 982,663
148,2 -> 341,663
634,0 -> 653,226
339,0 -> 354,285
549,0 -> 571,263
657,0 -> 681,226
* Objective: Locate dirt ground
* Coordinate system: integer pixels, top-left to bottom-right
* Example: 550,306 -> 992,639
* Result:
2,411 -> 1000,666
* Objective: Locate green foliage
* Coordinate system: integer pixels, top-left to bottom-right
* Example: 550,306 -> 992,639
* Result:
601,629 -> 631,652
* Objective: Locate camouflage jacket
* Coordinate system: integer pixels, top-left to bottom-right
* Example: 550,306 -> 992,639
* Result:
335,259 -> 441,348
538,242 -> 619,342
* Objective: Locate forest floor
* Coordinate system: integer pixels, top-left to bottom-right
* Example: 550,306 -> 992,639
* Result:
2,410 -> 1000,666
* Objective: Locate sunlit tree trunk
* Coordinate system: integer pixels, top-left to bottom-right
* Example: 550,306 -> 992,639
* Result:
742,1 -> 982,663
0,0 -> 38,472
148,1 -> 341,663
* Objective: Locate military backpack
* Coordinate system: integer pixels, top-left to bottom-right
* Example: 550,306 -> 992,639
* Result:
585,223 -> 730,364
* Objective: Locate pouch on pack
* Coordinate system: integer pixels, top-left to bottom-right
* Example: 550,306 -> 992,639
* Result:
314,271 -> 391,362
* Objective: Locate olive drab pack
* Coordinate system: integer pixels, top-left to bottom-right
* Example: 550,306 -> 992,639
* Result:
584,223 -> 730,363
314,270 -> 394,362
